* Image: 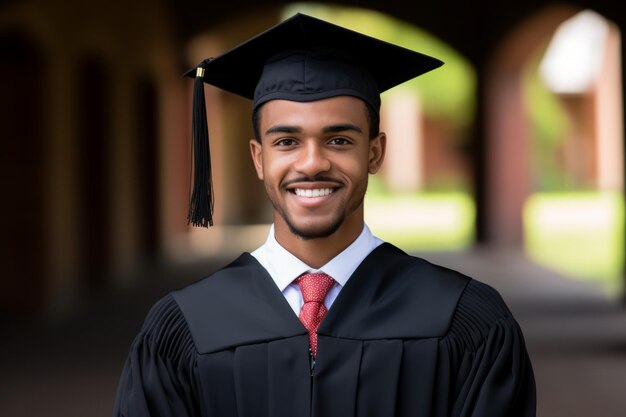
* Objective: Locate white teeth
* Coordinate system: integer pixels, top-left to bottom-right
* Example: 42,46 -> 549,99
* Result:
294,188 -> 333,198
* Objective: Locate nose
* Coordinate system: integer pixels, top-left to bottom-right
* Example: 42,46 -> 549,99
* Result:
293,141 -> 331,176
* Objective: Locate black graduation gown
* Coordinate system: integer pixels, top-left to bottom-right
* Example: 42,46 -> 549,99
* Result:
113,243 -> 535,417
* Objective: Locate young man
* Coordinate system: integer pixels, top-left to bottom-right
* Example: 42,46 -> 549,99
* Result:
114,14 -> 536,417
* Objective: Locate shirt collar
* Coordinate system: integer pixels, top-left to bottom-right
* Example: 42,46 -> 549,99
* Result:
252,224 -> 382,292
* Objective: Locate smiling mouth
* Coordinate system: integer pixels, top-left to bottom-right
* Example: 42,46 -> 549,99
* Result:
293,188 -> 335,198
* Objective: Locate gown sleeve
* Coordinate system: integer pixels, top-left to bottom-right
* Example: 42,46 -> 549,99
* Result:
113,294 -> 200,417
440,279 -> 536,417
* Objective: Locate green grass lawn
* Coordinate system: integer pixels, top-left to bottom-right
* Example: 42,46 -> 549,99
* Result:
365,190 -> 624,297
524,191 -> 624,297
364,191 -> 475,251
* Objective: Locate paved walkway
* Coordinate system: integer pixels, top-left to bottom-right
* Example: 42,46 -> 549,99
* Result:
1,248 -> 624,417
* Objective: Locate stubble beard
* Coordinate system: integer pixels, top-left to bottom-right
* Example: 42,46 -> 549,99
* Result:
267,180 -> 367,240
285,210 -> 347,240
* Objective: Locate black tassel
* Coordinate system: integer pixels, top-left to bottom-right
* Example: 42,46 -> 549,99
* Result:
188,61 -> 214,227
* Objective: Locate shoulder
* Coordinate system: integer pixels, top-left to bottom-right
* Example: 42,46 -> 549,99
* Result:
140,253 -> 262,346
369,243 -> 471,289
174,252 -> 261,299
137,251 -> 260,358
169,253 -> 305,354
375,243 -> 511,318
368,243 -> 473,311
136,293 -> 196,363
166,253 -> 261,333
171,253 -> 265,323
325,244 -> 472,338
446,277 -> 520,351
364,243 -> 518,342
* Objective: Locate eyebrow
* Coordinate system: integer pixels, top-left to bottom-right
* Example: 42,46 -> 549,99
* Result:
323,124 -> 362,134
264,123 -> 362,136
265,125 -> 302,136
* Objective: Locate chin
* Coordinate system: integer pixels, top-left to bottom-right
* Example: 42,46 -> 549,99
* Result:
286,216 -> 345,240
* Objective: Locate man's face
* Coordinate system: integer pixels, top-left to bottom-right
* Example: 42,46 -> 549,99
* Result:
250,96 -> 385,240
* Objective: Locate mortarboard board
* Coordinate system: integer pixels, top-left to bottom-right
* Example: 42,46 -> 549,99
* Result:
185,13 -> 443,227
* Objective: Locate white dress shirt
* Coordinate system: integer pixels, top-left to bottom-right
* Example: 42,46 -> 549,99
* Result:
251,224 -> 383,315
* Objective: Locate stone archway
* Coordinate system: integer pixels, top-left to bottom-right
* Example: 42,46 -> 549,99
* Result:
485,5 -> 582,246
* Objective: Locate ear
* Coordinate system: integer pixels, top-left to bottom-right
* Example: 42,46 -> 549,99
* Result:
368,132 -> 386,174
249,139 -> 264,180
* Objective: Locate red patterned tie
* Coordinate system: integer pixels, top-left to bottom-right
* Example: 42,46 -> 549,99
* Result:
295,273 -> 335,357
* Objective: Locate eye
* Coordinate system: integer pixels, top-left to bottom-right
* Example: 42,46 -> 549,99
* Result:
328,137 -> 352,145
273,138 -> 298,147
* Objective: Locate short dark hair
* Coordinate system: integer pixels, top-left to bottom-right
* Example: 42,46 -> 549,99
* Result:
252,100 -> 380,142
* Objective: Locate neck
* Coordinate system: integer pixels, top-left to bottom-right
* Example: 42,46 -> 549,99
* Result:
274,214 -> 364,269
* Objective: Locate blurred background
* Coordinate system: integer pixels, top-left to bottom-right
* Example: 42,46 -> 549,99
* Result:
1,0 -> 626,416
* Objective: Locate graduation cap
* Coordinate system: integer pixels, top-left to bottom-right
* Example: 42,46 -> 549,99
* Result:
185,13 -> 443,227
